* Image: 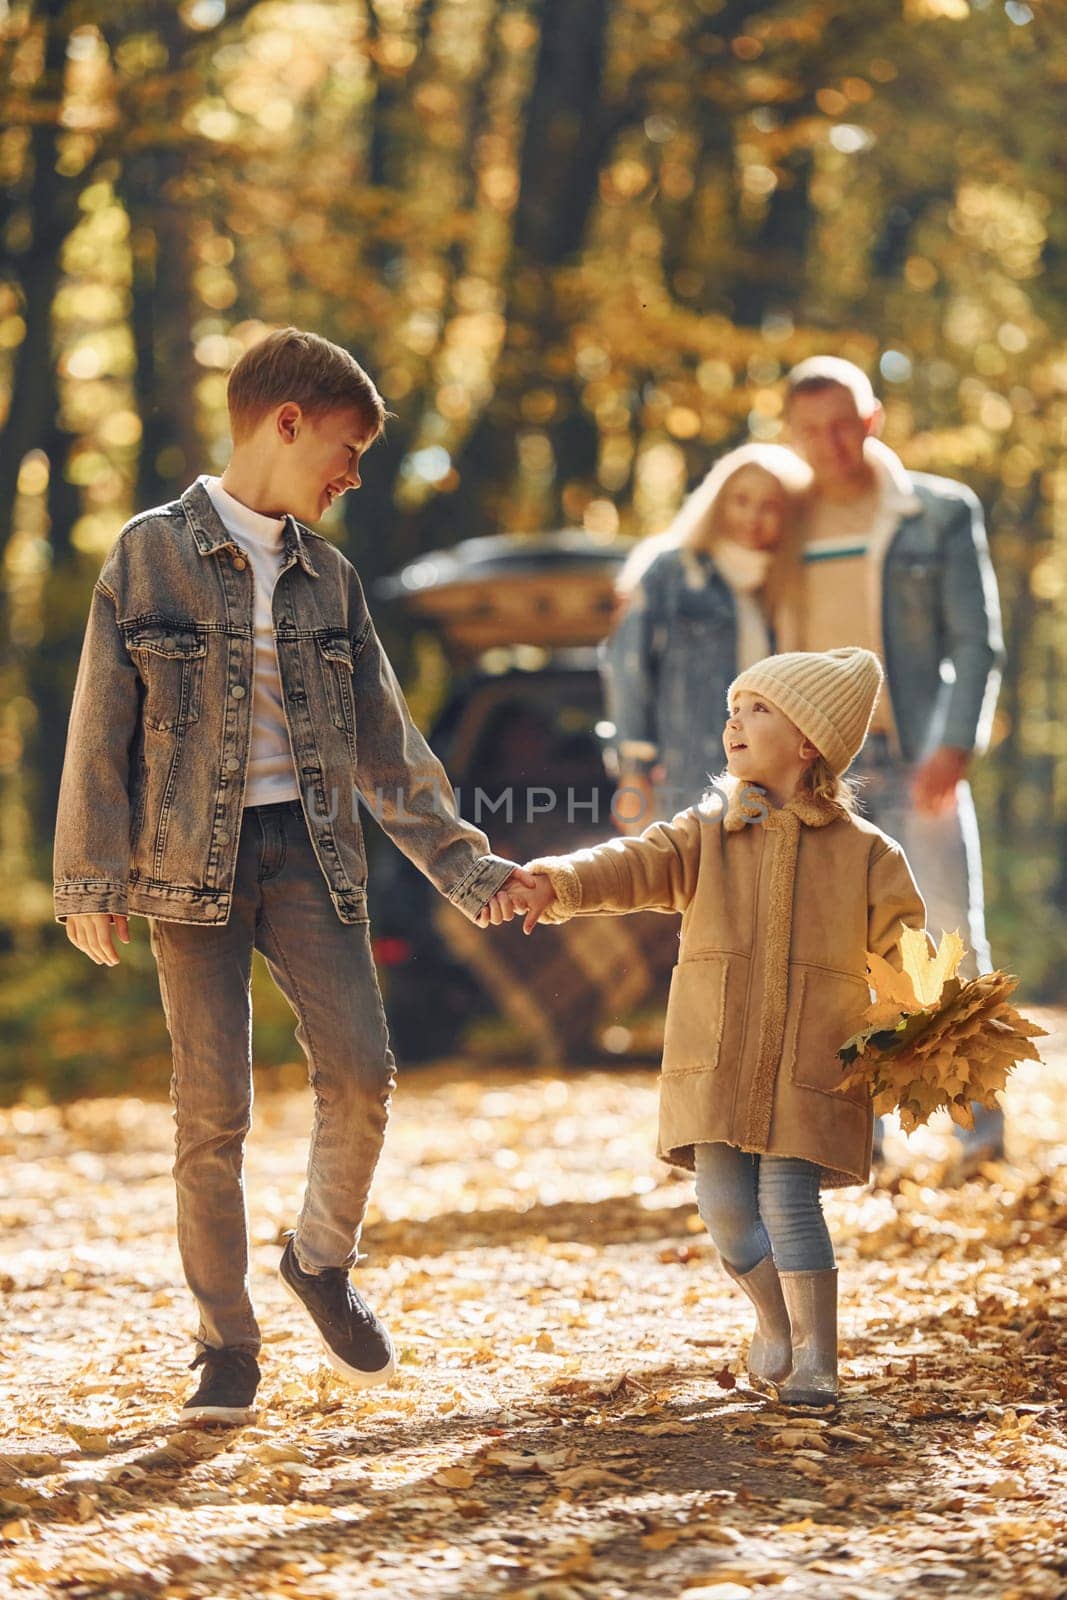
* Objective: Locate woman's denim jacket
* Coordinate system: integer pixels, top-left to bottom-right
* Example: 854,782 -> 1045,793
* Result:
601,471 -> 1004,812
600,547 -> 741,816
53,480 -> 515,927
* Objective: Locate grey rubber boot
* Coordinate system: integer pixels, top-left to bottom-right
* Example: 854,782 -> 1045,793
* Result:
723,1254 -> 792,1388
777,1266 -> 839,1406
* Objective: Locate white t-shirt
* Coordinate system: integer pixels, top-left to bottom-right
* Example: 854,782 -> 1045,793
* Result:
801,484 -> 891,735
200,475 -> 301,807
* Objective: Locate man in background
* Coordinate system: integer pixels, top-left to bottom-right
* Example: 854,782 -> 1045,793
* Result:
784,356 -> 1006,1178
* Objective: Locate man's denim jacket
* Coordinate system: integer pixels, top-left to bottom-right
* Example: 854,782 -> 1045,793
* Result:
602,462 -> 1005,796
53,480 -> 515,927
873,471 -> 1004,762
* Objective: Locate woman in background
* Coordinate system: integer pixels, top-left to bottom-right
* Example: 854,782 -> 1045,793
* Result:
602,442 -> 812,830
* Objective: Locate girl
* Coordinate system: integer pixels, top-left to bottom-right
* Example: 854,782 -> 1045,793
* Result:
484,647 -> 927,1406
602,442 -> 811,830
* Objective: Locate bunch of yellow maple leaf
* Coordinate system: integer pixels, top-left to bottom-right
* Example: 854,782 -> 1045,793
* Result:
837,929 -> 1048,1133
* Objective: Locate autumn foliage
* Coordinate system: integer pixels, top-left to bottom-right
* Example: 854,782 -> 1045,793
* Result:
839,930 -> 1048,1132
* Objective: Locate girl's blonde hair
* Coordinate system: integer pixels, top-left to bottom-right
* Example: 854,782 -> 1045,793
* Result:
616,441 -> 813,602
799,752 -> 861,812
704,758 -> 861,816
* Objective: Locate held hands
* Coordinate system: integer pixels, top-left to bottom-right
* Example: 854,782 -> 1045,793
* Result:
65,912 -> 130,966
476,866 -> 558,935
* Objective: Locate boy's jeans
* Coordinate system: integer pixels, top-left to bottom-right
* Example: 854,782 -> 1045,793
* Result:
148,798 -> 396,1355
851,734 -> 1004,1156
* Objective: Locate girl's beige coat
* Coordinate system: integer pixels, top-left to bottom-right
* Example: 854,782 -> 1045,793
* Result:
529,787 -> 926,1189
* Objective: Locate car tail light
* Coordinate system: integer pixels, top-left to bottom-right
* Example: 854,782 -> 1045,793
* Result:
372,936 -> 414,967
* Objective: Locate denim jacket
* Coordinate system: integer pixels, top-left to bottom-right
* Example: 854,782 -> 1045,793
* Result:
600,547 -> 744,814
877,470 -> 1004,763
53,480 -> 515,926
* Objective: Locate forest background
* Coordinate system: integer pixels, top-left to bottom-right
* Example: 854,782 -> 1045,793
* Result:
1,0 -> 1064,1102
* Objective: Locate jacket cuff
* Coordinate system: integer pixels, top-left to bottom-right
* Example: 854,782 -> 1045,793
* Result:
524,857 -> 582,923
54,881 -> 129,922
618,738 -> 659,761
939,710 -> 980,755
447,853 -> 517,922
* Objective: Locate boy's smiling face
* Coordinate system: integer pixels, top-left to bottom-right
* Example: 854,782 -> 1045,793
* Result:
723,689 -> 819,802
272,402 -> 375,523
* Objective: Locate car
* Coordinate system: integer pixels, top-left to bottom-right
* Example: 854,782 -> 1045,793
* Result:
366,531 -> 679,1064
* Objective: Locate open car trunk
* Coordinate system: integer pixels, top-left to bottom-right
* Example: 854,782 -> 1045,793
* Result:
374,531 -> 630,658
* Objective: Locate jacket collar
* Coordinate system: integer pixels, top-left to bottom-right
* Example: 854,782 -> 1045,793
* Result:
863,436 -> 923,526
719,778 -> 848,833
180,479 -> 320,578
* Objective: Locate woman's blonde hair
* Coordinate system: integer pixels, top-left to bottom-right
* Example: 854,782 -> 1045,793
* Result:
616,441 -> 813,601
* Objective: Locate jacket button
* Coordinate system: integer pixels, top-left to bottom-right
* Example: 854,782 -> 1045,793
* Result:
230,685 -> 246,698
233,557 -> 247,570
163,635 -> 175,648
225,757 -> 240,771
204,903 -> 222,918
217,832 -> 230,845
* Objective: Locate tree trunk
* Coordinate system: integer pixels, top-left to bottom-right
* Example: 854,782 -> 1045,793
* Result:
450,0 -> 611,530
0,0 -> 82,562
117,153 -> 204,508
731,145 -> 815,329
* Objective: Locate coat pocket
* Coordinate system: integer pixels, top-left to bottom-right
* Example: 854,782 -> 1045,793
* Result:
124,623 -> 206,733
316,633 -> 356,737
785,966 -> 871,1102
661,955 -> 729,1075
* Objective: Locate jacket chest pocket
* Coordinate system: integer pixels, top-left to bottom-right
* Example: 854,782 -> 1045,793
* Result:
316,634 -> 356,735
663,592 -> 736,686
887,553 -> 943,632
672,587 -> 735,638
124,624 -> 206,733
662,954 -> 729,1074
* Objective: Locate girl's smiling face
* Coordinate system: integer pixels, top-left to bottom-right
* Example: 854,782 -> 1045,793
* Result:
723,689 -> 819,803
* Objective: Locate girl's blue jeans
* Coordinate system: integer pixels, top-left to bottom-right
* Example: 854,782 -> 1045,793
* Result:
694,1141 -> 835,1273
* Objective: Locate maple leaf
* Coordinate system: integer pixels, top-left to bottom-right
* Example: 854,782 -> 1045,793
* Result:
900,927 -> 966,1006
836,935 -> 1048,1131
866,950 -> 919,1012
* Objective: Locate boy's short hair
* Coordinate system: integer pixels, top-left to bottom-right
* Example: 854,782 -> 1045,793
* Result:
227,327 -> 390,443
784,356 -> 878,420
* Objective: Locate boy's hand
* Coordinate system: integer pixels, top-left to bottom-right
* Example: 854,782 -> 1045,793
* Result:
65,912 -> 130,967
475,866 -> 541,930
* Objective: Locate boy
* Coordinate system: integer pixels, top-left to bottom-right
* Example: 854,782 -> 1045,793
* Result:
53,327 -> 531,1423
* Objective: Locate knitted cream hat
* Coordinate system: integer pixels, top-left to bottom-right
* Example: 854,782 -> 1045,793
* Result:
728,647 -> 884,775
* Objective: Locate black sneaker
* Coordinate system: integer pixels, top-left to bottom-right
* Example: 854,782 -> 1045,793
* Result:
179,1346 -> 260,1424
279,1236 -> 395,1387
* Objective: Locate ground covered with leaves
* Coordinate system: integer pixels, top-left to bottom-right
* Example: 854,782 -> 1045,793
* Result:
2,1013 -> 1066,1600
